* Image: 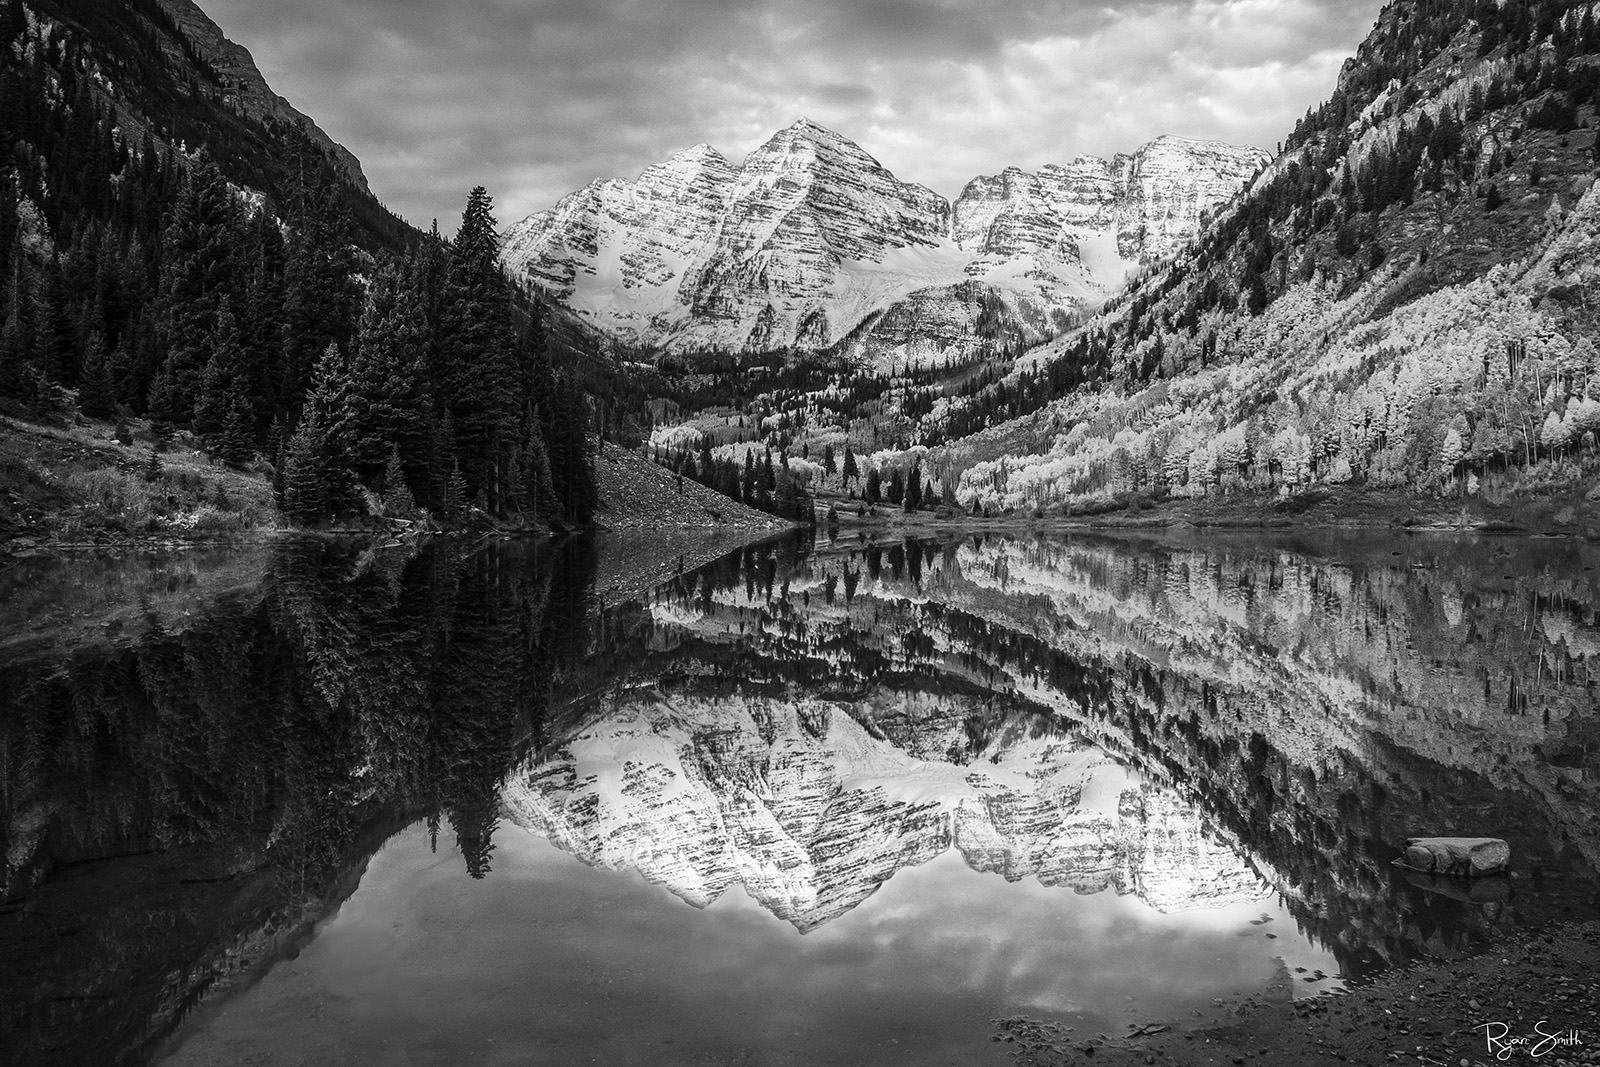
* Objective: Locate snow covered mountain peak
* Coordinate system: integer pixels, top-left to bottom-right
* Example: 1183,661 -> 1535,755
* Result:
501,123 -> 1264,361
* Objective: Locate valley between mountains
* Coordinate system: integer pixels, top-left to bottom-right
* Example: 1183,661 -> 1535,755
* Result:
501,0 -> 1600,537
6,0 -> 1600,541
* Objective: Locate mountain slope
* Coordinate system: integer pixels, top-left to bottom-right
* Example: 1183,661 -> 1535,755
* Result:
923,0 -> 1600,515
12,0 -> 406,251
151,0 -> 370,195
502,121 -> 1264,364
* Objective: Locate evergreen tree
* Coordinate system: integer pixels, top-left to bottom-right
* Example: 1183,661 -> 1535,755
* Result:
158,154 -> 239,427
544,374 -> 595,525
216,407 -> 255,467
0,252 -> 40,403
38,255 -> 78,385
717,457 -> 741,500
77,330 -> 116,419
346,264 -> 429,487
380,447 -> 419,519
145,359 -> 185,439
519,426 -> 557,524
279,405 -> 333,524
193,299 -> 249,443
774,465 -> 800,520
445,459 -> 469,516
698,434 -> 714,486
237,209 -> 287,428
308,341 -> 357,466
436,187 -> 518,512
280,180 -> 360,416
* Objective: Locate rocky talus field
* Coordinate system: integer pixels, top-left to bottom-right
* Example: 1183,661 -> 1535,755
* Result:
593,441 -> 789,531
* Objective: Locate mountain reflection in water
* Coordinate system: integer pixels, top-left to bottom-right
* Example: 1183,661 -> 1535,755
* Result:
532,531 -> 1600,962
1,530 -> 1596,1067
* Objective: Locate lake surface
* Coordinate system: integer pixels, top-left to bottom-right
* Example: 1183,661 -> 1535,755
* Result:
2,530 -> 1597,1066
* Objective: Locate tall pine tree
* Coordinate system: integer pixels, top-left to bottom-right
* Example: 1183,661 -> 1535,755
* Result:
157,153 -> 239,429
436,187 -> 518,512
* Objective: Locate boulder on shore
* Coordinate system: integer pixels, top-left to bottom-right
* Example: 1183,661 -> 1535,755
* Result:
1397,837 -> 1510,877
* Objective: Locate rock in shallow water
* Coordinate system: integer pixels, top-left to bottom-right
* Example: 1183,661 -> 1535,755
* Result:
1399,837 -> 1510,876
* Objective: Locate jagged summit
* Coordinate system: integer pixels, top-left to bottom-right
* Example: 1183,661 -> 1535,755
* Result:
672,142 -> 729,163
502,121 -> 1263,360
779,115 -> 849,142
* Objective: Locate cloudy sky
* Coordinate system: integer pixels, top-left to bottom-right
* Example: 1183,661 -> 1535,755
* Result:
203,0 -> 1387,233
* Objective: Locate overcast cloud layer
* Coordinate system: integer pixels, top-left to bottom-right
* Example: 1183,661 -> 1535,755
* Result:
203,0 -> 1387,233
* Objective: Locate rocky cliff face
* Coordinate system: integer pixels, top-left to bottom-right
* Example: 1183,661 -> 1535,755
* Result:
154,0 -> 371,194
502,688 -> 1266,931
501,144 -> 738,330
953,138 -> 1269,264
501,122 -> 1264,361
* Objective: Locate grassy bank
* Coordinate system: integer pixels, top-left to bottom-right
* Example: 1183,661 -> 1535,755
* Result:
0,415 -> 278,549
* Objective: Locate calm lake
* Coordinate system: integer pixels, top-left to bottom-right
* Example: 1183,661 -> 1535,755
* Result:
2,530 -> 1597,1066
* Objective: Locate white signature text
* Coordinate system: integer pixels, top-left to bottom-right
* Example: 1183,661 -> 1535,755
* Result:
1478,1021 -> 1585,1060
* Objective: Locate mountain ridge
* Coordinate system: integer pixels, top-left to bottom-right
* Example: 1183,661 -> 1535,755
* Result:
502,120 -> 1267,362
151,0 -> 371,195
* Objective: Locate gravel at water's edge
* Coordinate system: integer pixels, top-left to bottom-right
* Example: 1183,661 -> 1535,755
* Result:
992,921 -> 1600,1067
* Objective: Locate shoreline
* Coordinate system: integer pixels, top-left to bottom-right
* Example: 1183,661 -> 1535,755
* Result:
1002,920 -> 1600,1066
5,504 -> 1598,559
823,485 -> 1600,541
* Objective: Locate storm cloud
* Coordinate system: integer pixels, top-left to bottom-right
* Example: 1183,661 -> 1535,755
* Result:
204,0 -> 1386,233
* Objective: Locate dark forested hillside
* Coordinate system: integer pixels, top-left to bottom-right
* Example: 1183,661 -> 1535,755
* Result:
17,0 -> 409,252
1,0 -> 610,532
